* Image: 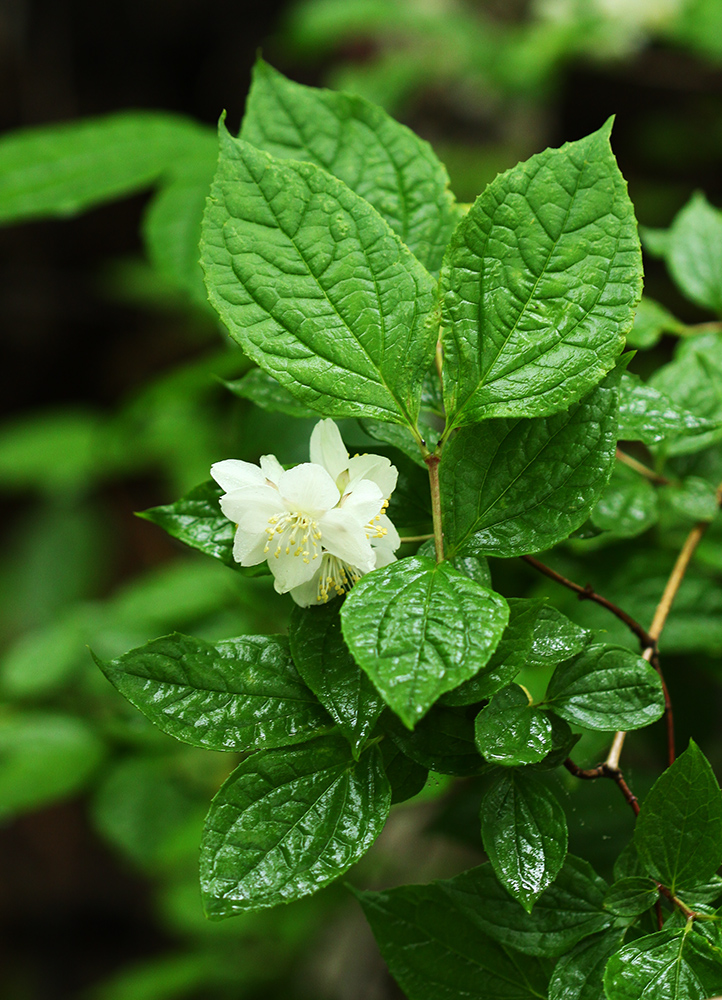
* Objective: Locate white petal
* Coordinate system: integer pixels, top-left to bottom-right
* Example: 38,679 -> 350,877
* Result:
347,454 -> 398,499
219,485 -> 285,533
211,459 -> 265,493
371,540 -> 398,569
309,419 -> 349,481
260,454 -> 285,485
319,508 -> 375,572
269,547 -> 320,593
377,513 -> 400,551
288,569 -> 322,608
233,527 -> 268,566
278,463 -> 340,517
339,479 -> 384,525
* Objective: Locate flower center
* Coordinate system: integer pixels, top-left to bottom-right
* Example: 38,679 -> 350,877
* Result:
317,554 -> 362,602
264,512 -> 322,564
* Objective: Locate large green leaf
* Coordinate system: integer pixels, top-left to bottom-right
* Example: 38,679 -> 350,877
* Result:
544,644 -> 665,731
548,930 -> 626,1000
474,685 -> 553,767
665,192 -> 722,313
440,119 -> 642,427
200,123 -> 437,426
440,365 -> 622,557
481,768 -> 568,912
201,737 -> 390,916
341,556 -> 509,728
223,368 -> 320,418
0,112 -> 212,224
603,877 -> 659,918
604,927 -> 722,1000
288,602 -> 384,757
240,59 -> 459,274
354,882 -> 551,1000
96,633 -> 333,752
388,855 -> 611,960
617,373 -> 719,446
634,741 -> 722,893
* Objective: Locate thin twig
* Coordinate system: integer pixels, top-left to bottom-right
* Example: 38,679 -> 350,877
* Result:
616,447 -> 670,485
563,758 -> 640,816
399,534 -> 434,544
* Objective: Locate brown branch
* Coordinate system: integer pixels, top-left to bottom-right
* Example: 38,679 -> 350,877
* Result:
564,758 -> 640,816
616,447 -> 670,485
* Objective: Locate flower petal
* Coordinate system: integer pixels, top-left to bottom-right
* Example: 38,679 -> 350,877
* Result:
211,459 -> 266,493
309,419 -> 349,482
233,527 -> 269,566
339,478 -> 385,525
288,569 -> 322,608
278,463 -> 340,517
377,513 -> 401,551
219,485 -> 285,533
347,454 -> 398,498
319,508 -> 375,572
269,547 -> 320,593
260,454 -> 285,485
371,539 -> 398,569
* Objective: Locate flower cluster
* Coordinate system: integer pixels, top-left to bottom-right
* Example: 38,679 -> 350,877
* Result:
211,419 -> 400,606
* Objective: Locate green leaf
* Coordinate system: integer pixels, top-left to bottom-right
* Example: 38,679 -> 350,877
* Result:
665,192 -> 722,313
354,881 -> 551,1000
96,632 -> 333,752
526,606 -> 590,667
634,740 -> 722,893
442,598 -> 545,706
626,297 -> 685,349
474,685 -> 553,767
661,476 -> 720,523
545,643 -> 665,731
481,768 -> 568,912
618,373 -> 720,446
240,59 -> 458,275
440,119 -> 642,427
603,877 -> 659,918
288,602 -> 384,757
200,737 -> 390,916
223,368 -> 320,418
386,704 -> 486,777
445,533 -> 493,588
649,332 -> 722,455
0,713 -> 105,819
604,927 -> 722,1000
440,366 -> 622,557
341,556 -> 509,728
139,480 -> 269,575
548,929 -> 626,1000
379,741 -> 428,804
0,112 -> 213,224
533,713 -> 581,771
590,467 -> 659,538
200,123 -> 437,426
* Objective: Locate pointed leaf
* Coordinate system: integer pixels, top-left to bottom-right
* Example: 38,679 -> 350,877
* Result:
201,737 -> 390,916
603,877 -> 659,918
666,192 -> 722,312
96,632 -> 333,752
474,685 -> 553,766
604,927 -> 722,1000
200,124 -> 436,425
618,373 -> 719,446
380,741 -> 428,805
440,119 -> 642,426
526,606 -> 590,666
341,556 -> 509,728
548,929 -> 626,1000
223,368 -> 319,418
481,768 -> 568,912
241,59 -> 459,274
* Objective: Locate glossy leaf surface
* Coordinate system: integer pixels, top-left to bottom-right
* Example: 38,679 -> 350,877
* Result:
618,373 -> 718,446
387,704 -> 485,777
604,927 -> 722,1000
474,685 -> 553,766
603,877 -> 658,918
548,930 -> 626,1000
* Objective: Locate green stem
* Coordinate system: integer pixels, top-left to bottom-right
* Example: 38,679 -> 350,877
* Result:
616,447 -> 671,485
425,454 -> 444,562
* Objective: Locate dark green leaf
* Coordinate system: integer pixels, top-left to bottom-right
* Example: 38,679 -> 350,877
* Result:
223,368 -> 320,418
548,929 -> 626,1000
379,741 -> 428,804
474,686 -> 553,767
665,192 -> 722,312
481,768 -> 568,912
440,120 -> 641,426
603,877 -> 659,918
440,366 -> 622,557
526,606 -> 590,667
354,881 -> 551,1000
96,632 -> 333,752
545,643 -> 665,731
289,602 -> 384,757
604,927 -> 722,1000
533,713 -> 581,771
139,480 -> 269,575
241,59 -> 458,274
200,124 -> 436,426
442,598 -> 545,706
201,737 -> 390,916
445,534 -> 493,588
386,704 -> 486,777
661,476 -> 720,522
590,466 -> 658,538
634,740 -> 722,893
341,556 -> 509,728
618,373 -> 718,446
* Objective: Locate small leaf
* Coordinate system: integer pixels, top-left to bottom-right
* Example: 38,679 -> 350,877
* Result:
139,480 -> 269,575
666,192 -> 722,312
474,685 -> 553,767
590,467 -> 658,538
634,740 -> 722,893
545,643 -> 665,731
96,632 -> 333,752
201,124 -> 437,426
480,768 -> 568,912
441,119 -> 641,426
354,881 -> 551,1000
379,741 -> 428,805
649,332 -> 722,455
526,606 -> 590,666
627,297 -> 685,349
224,368 -> 320,418
289,602 -> 384,757
201,737 -> 390,916
548,929 -> 626,1000
440,365 -> 622,557
662,476 -> 721,523
386,704 -> 486,777
241,59 -> 459,274
341,556 -> 509,728
618,372 -> 718,446
603,877 -> 659,918
604,927 -> 722,1000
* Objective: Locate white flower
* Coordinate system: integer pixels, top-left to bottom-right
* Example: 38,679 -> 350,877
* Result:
210,419 -> 399,606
